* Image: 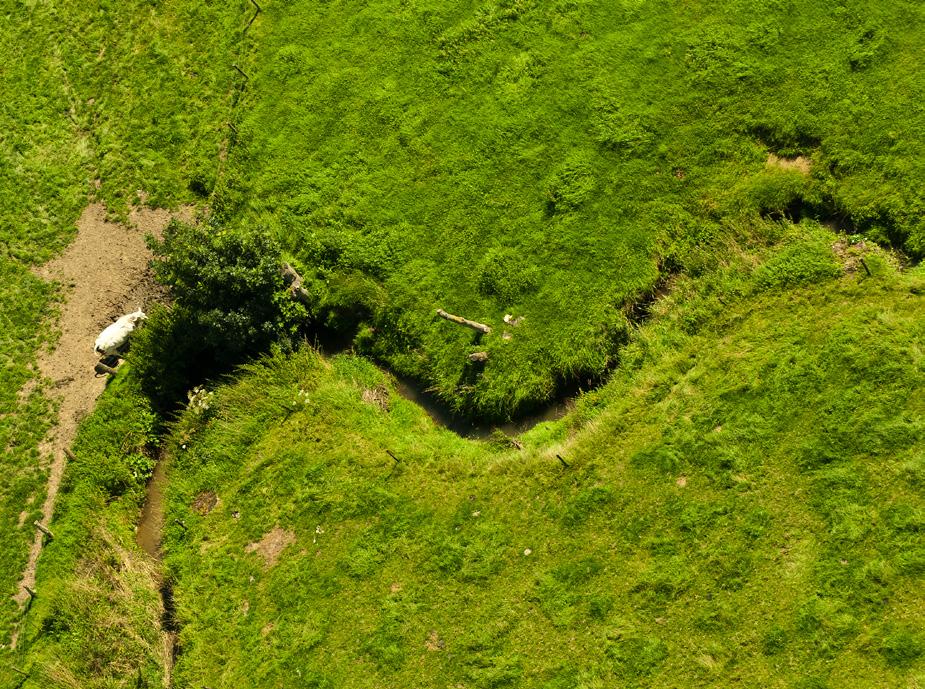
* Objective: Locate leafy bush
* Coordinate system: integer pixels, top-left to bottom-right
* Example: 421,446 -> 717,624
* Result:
133,221 -> 304,409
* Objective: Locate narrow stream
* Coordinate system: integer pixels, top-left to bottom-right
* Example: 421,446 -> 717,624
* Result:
137,453 -> 168,557
393,377 -> 573,439
136,452 -> 178,684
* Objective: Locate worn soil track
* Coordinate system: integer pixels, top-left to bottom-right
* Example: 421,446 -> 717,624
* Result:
11,202 -> 192,636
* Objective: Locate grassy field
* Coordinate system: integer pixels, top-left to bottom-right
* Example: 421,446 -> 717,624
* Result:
17,223 -> 925,687
0,0 -> 243,659
8,375 -> 165,689
152,231 -> 919,688
5,0 -> 925,687
217,0 -> 925,417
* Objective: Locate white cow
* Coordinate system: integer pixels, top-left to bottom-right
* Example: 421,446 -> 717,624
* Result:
94,310 -> 147,357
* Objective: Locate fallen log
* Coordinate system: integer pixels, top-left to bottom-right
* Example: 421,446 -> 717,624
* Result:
468,351 -> 489,363
436,309 -> 491,334
34,522 -> 54,541
94,362 -> 118,376
281,262 -> 312,304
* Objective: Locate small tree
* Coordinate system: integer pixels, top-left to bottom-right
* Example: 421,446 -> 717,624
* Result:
133,221 -> 304,410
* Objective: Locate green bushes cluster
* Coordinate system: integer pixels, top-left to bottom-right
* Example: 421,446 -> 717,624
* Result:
132,220 -> 305,410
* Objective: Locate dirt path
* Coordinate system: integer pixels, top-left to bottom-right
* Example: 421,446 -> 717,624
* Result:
11,202 -> 192,630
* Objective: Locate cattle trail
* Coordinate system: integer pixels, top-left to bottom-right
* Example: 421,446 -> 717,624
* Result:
10,201 -> 193,647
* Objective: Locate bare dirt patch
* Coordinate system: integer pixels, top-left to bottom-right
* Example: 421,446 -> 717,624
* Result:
766,153 -> 811,175
425,630 -> 445,651
245,527 -> 296,568
12,202 -> 194,613
362,385 -> 390,412
192,490 -> 218,515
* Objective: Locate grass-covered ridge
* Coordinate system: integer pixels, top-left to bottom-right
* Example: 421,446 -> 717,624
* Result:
138,232 -> 924,688
218,0 -> 925,417
9,374 -> 164,689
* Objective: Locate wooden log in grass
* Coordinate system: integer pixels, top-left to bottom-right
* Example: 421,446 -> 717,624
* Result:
281,262 -> 312,304
436,309 -> 491,334
94,361 -> 118,376
468,351 -> 489,363
33,522 -> 53,541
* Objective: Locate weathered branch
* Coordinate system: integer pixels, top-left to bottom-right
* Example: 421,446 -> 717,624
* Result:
436,309 -> 491,334
281,262 -> 312,304
468,351 -> 489,363
33,522 -> 54,541
94,362 -> 118,376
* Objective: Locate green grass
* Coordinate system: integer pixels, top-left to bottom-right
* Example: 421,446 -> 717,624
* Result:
5,1 -> 925,686
217,0 -> 925,417
105,229 -> 920,688
0,0 -> 245,659
0,265 -> 56,647
8,373 -> 164,689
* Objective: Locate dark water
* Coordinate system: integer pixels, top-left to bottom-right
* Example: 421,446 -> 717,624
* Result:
393,377 -> 572,439
136,455 -> 167,557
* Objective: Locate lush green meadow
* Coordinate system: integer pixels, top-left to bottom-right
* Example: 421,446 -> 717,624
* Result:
4,0 -> 925,687
219,0 -> 925,417
16,224 -> 925,687
154,232 -> 922,687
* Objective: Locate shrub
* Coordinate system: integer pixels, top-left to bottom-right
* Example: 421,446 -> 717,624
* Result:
133,222 -> 304,410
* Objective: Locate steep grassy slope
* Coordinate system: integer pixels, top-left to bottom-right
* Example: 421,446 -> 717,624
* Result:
218,0 -> 925,417
118,231 -> 922,688
0,0 -> 244,657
